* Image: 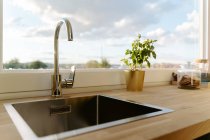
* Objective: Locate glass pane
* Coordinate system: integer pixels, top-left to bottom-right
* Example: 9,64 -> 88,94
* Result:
3,0 -> 200,69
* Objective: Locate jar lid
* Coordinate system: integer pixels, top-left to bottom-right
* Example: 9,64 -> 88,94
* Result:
195,59 -> 208,63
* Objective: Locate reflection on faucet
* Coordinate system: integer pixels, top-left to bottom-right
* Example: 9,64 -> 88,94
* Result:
61,66 -> 76,88
52,18 -> 74,97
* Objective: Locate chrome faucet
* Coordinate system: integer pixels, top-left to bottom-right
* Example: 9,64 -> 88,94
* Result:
52,18 -> 75,97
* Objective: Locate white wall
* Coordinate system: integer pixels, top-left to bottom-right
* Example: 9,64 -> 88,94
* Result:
0,69 -> 174,100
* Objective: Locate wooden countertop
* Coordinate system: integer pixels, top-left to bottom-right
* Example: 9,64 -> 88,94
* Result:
1,85 -> 210,140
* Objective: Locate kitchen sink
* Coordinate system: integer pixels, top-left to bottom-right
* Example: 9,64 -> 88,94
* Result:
4,95 -> 173,140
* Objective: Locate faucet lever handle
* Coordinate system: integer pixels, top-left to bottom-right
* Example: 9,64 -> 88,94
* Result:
61,66 -> 76,88
69,65 -> 76,80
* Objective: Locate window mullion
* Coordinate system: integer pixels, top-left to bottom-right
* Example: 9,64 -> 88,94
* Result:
199,0 -> 206,59
208,0 -> 210,72
0,0 -> 2,71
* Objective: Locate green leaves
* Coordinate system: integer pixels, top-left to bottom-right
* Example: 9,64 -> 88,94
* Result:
152,51 -> 156,59
121,34 -> 157,70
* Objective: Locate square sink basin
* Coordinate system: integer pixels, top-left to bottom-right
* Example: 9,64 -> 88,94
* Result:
4,95 -> 173,140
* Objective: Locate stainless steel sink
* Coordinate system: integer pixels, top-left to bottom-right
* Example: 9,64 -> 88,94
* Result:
4,95 -> 173,140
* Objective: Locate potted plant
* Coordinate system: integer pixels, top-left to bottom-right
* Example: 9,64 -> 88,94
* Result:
121,34 -> 157,91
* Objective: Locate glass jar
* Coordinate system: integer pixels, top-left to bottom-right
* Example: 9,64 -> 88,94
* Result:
177,69 -> 201,89
195,59 -> 209,83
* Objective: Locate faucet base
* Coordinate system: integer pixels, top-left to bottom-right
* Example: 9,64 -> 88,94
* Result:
51,74 -> 62,97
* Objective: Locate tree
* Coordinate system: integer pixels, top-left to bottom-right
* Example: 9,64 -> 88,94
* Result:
4,58 -> 23,69
100,58 -> 111,68
85,60 -> 100,68
85,58 -> 111,68
29,60 -> 47,69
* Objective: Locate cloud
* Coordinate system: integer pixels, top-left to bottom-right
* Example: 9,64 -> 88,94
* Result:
114,18 -> 133,28
9,0 -> 178,39
23,27 -> 54,38
147,10 -> 199,47
175,10 -> 199,43
147,28 -> 166,37
145,1 -> 177,13
145,10 -> 199,63
5,0 -> 198,64
11,0 -> 42,14
147,28 -> 168,46
4,17 -> 27,28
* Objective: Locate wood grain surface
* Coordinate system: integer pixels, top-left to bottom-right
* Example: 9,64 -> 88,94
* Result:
1,85 -> 210,140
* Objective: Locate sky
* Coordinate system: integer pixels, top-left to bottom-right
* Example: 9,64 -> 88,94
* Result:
3,0 -> 200,65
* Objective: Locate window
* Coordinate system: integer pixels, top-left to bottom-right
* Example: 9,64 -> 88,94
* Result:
2,0 -> 203,69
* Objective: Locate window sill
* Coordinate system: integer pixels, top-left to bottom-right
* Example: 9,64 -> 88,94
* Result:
0,68 -> 175,100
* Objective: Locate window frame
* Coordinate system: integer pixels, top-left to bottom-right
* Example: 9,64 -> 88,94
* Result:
208,0 -> 210,71
0,0 -> 2,71
200,0 -> 209,68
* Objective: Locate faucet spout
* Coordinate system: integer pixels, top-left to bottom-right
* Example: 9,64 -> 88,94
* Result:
54,18 -> 73,41
52,18 -> 73,97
